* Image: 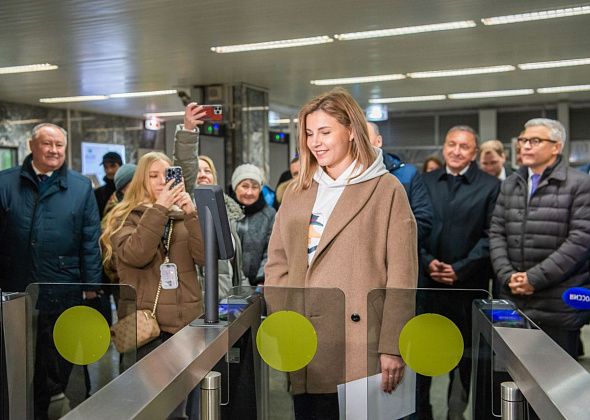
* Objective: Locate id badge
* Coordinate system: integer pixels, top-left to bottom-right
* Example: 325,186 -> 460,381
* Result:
160,263 -> 179,289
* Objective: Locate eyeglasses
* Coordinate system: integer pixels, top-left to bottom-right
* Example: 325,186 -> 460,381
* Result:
516,137 -> 558,147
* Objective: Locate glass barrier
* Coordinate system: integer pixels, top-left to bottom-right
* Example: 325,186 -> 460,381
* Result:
246,286 -> 346,420
25,283 -> 136,419
364,287 -> 497,420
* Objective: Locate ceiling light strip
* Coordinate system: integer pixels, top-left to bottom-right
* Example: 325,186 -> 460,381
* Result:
537,84 -> 590,94
39,95 -> 109,103
369,95 -> 447,103
211,36 -> 333,53
310,74 -> 405,86
448,89 -> 534,99
518,58 -> 590,70
334,20 -> 476,41
110,90 -> 177,98
0,63 -> 58,75
482,6 -> 590,25
408,65 -> 515,78
144,111 -> 185,118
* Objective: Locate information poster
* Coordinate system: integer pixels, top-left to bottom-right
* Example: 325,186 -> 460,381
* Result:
81,142 -> 126,186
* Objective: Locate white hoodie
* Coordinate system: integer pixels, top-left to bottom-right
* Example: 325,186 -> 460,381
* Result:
307,148 -> 388,265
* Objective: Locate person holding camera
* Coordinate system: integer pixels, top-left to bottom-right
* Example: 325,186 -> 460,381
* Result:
101,151 -> 205,360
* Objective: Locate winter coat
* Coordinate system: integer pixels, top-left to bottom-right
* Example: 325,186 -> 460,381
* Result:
490,156 -> 590,329
235,194 -> 276,285
0,154 -> 102,293
383,152 -> 432,245
265,173 -> 417,394
112,204 -> 205,334
421,163 -> 500,289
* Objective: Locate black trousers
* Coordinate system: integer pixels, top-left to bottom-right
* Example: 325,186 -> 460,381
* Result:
539,325 -> 580,359
293,393 -> 339,420
34,313 -> 74,420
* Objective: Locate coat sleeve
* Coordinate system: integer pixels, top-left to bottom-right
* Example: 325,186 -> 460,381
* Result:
527,176 -> 590,291
264,207 -> 288,286
489,183 -> 517,288
112,205 -> 168,268
379,182 -> 418,356
451,181 -> 500,282
408,173 -> 433,247
173,125 -> 200,195
81,184 -> 103,284
256,209 -> 276,283
184,213 -> 205,266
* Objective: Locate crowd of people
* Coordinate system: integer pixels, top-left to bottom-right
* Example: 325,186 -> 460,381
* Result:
1,87 -> 590,420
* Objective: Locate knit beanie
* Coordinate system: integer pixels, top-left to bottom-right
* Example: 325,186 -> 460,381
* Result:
231,164 -> 263,191
114,164 -> 137,191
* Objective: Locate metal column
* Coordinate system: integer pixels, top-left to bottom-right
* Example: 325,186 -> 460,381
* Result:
200,371 -> 221,420
501,382 -> 525,420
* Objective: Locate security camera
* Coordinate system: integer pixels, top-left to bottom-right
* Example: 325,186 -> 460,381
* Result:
177,90 -> 192,106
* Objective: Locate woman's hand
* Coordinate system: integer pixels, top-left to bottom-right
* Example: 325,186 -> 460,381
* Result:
176,191 -> 196,215
183,103 -> 207,132
155,180 -> 183,209
380,354 -> 405,393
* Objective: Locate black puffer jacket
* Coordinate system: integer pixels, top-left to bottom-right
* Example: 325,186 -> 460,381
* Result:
235,194 -> 276,285
490,156 -> 590,329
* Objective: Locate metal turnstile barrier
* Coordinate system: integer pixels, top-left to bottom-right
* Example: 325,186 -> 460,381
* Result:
1,292 -> 28,419
473,299 -> 590,420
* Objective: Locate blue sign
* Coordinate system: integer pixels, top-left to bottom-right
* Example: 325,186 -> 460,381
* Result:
562,287 -> 590,310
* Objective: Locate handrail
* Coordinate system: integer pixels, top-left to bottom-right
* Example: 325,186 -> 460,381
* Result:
62,294 -> 262,420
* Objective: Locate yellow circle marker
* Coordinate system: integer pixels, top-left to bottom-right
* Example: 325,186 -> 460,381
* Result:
53,306 -> 111,365
398,313 -> 464,377
256,311 -> 318,372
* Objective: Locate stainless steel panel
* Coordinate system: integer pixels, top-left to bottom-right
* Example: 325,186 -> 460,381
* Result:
1,293 -> 29,419
62,296 -> 262,419
494,326 -> 590,420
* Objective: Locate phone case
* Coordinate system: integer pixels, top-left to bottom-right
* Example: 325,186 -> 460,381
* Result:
202,105 -> 223,122
166,166 -> 183,188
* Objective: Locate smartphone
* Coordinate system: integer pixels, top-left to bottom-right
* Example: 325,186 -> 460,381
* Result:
165,166 -> 183,189
201,105 -> 223,122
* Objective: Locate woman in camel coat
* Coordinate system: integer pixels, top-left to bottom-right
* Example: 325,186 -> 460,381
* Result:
264,88 -> 418,419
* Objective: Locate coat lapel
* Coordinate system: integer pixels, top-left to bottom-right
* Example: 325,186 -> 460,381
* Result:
288,183 -> 318,286
309,177 -> 380,270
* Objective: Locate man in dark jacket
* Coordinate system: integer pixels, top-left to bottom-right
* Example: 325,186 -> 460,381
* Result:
0,123 -> 102,418
490,118 -> 590,358
419,125 -> 500,420
94,151 -> 122,218
367,122 -> 432,245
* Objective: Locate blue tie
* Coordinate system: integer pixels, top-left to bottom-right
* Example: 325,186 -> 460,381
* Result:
38,174 -> 49,183
530,173 -> 541,196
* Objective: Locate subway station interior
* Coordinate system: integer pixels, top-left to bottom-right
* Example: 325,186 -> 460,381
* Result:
2,1 -> 590,419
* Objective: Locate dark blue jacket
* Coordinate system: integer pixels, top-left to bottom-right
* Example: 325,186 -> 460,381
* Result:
421,163 -> 500,289
578,163 -> 590,175
383,152 -> 432,245
0,154 -> 102,293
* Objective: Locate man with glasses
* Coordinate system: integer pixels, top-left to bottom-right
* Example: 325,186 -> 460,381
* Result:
490,118 -> 590,358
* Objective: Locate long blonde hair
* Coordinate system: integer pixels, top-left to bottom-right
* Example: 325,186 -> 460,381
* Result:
294,87 -> 376,191
100,151 -> 171,265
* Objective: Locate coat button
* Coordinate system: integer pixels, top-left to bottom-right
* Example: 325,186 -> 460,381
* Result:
351,313 -> 361,322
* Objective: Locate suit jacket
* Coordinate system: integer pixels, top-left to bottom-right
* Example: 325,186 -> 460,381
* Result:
265,173 -> 417,394
421,164 -> 500,289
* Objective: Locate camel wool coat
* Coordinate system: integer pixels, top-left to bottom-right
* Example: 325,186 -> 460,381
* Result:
113,204 -> 205,334
264,173 -> 418,394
